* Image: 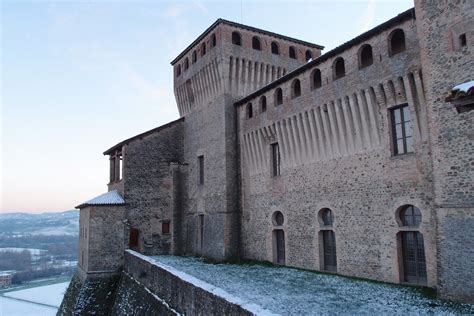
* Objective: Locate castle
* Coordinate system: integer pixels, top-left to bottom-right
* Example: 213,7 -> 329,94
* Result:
63,1 -> 473,312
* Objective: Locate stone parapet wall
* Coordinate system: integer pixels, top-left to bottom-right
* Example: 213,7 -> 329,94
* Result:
124,250 -> 270,315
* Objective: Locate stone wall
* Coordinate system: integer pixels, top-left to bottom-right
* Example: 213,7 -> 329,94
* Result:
236,15 -> 440,287
78,205 -> 125,276
122,119 -> 185,255
123,250 -> 270,315
414,0 -> 474,303
176,19 -> 322,261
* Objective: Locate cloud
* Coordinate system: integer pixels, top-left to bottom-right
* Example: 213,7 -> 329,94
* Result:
358,0 -> 376,34
163,0 -> 208,18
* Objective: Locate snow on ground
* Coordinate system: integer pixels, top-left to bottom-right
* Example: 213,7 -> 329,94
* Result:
150,256 -> 474,315
0,296 -> 57,316
4,282 -> 69,307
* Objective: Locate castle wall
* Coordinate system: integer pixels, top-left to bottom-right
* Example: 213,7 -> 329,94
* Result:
174,21 -> 322,261
77,204 -> 125,282
237,16 -> 439,287
122,119 -> 185,255
414,0 -> 474,303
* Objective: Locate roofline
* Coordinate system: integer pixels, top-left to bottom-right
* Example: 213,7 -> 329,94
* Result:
235,8 -> 416,106
170,18 -> 324,65
75,203 -> 128,209
103,117 -> 185,155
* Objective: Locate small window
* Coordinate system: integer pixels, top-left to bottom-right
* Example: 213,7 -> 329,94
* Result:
129,228 -> 139,249
184,58 -> 189,70
232,31 -> 242,46
260,96 -> 267,113
359,44 -> 373,69
192,50 -> 197,63
271,143 -> 281,177
252,36 -> 261,50
291,79 -> 301,98
201,42 -> 206,56
176,65 -> 181,77
271,42 -> 279,55
333,57 -> 345,79
399,205 -> 422,227
162,221 -> 170,234
390,104 -> 414,155
305,50 -> 313,61
247,103 -> 253,118
198,155 -> 204,184
312,69 -> 322,89
289,46 -> 297,59
320,208 -> 333,226
275,88 -> 283,106
389,29 -> 406,56
459,33 -> 467,47
211,33 -> 217,47
273,211 -> 284,225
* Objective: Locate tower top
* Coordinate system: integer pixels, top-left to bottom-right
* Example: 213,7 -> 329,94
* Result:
170,18 -> 324,65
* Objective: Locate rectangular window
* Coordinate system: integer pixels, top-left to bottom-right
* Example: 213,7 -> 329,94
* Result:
198,155 -> 204,184
459,33 -> 467,47
271,143 -> 281,176
162,221 -> 170,234
390,104 -> 413,155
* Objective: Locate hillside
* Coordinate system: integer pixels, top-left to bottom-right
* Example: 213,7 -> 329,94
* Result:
0,210 -> 79,237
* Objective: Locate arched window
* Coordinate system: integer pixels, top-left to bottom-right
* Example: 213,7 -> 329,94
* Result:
184,58 -> 189,71
359,44 -> 373,69
192,50 -> 197,63
211,33 -> 217,47
291,79 -> 301,98
260,96 -> 267,112
232,31 -> 242,46
389,29 -> 406,56
273,211 -> 284,226
201,42 -> 206,56
318,208 -> 336,272
272,212 -> 285,264
275,88 -> 283,106
397,205 -> 426,284
252,36 -> 261,50
247,103 -> 253,119
320,208 -> 333,226
271,42 -> 279,55
176,65 -> 181,77
305,50 -> 313,61
312,69 -> 322,89
399,205 -> 422,227
333,57 -> 345,79
289,46 -> 297,59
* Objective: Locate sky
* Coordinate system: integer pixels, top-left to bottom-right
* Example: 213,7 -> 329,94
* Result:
1,0 -> 413,213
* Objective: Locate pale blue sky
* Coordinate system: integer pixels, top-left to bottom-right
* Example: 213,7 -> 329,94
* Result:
1,0 -> 413,212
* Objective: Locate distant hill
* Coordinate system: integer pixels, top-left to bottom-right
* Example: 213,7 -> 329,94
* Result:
0,210 -> 79,237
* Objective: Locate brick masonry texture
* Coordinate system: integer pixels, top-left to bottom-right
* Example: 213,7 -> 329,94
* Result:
70,0 -> 473,309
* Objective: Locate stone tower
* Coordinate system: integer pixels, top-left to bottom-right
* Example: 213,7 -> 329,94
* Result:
171,19 -> 323,260
414,0 -> 473,303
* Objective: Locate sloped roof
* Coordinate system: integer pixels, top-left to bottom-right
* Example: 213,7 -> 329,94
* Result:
76,190 -> 126,209
446,80 -> 474,101
103,117 -> 184,155
171,18 -> 324,65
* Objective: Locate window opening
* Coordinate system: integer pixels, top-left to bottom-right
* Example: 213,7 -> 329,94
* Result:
390,104 -> 413,155
271,143 -> 281,176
